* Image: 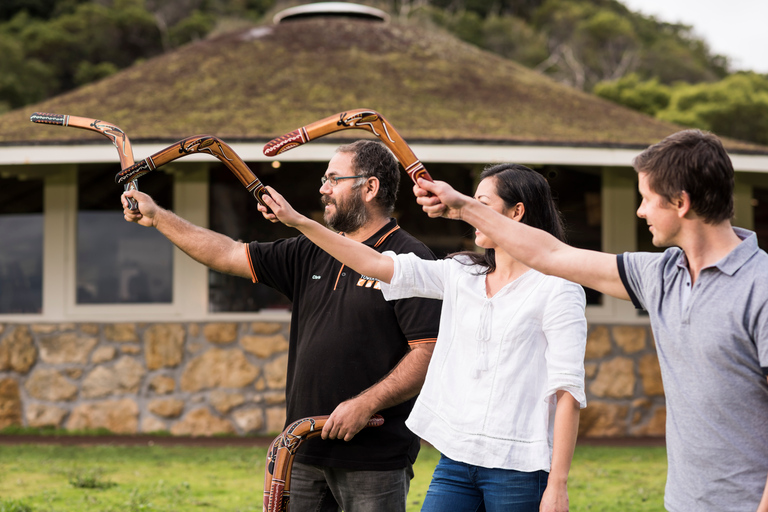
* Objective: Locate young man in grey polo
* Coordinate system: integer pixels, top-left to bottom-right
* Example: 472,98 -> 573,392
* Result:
412,129 -> 768,512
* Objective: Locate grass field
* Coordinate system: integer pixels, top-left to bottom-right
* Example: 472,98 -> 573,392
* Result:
0,443 -> 666,511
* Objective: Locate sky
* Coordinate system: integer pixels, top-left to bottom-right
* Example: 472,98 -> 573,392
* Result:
621,0 -> 768,74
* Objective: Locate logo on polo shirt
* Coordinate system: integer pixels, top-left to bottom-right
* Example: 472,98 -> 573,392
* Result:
357,274 -> 381,290
312,275 -> 322,280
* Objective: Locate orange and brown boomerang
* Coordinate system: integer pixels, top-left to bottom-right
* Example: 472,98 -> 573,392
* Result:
263,109 -> 433,185
263,414 -> 384,512
115,135 -> 272,210
30,112 -> 139,210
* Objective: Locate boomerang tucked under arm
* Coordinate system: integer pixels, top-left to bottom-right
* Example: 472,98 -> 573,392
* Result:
115,135 -> 272,210
262,109 -> 432,184
30,112 -> 139,210
263,415 -> 385,512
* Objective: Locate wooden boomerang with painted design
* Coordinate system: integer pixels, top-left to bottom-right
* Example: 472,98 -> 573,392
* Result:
115,135 -> 272,210
262,109 -> 432,184
263,414 -> 384,512
30,112 -> 139,210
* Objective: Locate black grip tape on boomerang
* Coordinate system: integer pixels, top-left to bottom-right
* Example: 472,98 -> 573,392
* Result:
30,113 -> 66,125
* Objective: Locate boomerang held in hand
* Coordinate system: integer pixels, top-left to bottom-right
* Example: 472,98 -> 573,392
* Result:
115,135 -> 272,211
263,109 -> 433,185
30,112 -> 139,210
263,414 -> 384,512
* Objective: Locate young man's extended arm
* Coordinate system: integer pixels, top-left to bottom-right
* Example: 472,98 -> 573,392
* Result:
122,190 -> 251,278
415,179 -> 631,300
321,342 -> 435,441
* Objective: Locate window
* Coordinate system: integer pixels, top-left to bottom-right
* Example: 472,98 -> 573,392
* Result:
208,161 -> 295,312
0,176 -> 43,313
76,165 -> 174,304
541,166 -> 603,304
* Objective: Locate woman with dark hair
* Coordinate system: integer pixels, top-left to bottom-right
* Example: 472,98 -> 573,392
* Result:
261,164 -> 587,512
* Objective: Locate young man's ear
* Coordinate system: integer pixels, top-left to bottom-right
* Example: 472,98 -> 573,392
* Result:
675,191 -> 693,218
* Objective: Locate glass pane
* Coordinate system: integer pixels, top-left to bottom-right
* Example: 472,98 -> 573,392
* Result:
208,161 -> 295,312
77,165 -> 173,304
0,177 -> 43,313
542,166 -> 603,305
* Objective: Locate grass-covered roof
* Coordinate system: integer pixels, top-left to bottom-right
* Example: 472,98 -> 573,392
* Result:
0,16 -> 765,153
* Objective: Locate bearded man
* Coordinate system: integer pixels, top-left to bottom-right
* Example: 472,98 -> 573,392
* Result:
123,140 -> 441,512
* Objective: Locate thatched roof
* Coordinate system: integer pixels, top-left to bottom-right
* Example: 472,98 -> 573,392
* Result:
0,15 -> 765,153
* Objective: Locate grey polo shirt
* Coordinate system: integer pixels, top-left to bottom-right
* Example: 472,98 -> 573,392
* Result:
618,228 -> 768,512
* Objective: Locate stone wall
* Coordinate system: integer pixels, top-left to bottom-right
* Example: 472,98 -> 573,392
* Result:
0,322 -> 290,436
0,321 -> 664,437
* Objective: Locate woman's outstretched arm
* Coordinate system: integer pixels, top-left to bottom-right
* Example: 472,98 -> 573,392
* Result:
259,187 -> 395,283
414,178 -> 629,300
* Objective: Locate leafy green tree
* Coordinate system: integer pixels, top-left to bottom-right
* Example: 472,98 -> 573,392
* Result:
658,73 -> 768,146
593,73 -> 670,115
0,32 -> 54,113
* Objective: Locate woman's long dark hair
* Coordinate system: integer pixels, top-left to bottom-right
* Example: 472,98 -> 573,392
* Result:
450,163 -> 566,274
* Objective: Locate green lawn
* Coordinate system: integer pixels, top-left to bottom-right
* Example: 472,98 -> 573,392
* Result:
0,443 -> 666,511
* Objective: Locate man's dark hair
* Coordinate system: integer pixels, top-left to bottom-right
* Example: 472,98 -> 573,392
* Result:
632,129 -> 734,224
336,140 -> 400,214
451,164 -> 566,274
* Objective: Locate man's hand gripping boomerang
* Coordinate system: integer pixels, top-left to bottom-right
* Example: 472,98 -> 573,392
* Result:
263,415 -> 384,512
262,109 -> 433,186
30,112 -> 140,210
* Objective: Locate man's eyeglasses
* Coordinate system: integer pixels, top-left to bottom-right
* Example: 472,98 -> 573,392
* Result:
320,175 -> 366,187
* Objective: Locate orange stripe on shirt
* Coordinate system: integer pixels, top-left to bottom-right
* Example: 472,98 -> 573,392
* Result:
244,243 -> 258,283
408,338 -> 437,345
374,225 -> 400,247
333,264 -> 345,291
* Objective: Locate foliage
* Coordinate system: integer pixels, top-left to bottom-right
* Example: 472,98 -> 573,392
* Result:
595,72 -> 768,145
658,72 -> 768,146
0,500 -> 33,512
68,468 -> 117,489
594,73 -> 670,115
0,0 -> 276,111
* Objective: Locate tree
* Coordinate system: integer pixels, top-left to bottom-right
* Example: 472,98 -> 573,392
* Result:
657,73 -> 768,146
593,73 -> 670,116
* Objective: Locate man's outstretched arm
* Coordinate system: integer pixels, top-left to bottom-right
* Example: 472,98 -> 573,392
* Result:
321,342 -> 434,442
415,179 -> 631,300
122,190 -> 252,279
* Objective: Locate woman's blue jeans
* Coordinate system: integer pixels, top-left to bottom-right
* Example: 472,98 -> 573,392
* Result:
420,454 -> 548,512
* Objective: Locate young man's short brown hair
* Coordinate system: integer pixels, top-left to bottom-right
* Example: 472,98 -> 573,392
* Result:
633,129 -> 734,224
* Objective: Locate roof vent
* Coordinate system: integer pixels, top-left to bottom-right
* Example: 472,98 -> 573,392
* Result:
273,2 -> 390,24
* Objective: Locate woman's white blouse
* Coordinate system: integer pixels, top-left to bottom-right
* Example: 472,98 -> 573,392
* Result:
381,252 -> 587,472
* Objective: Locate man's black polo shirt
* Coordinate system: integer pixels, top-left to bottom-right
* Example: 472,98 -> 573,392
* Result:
247,218 -> 441,470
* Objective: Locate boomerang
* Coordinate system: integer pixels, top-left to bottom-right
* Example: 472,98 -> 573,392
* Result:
30,112 -> 139,210
115,135 -> 272,210
263,414 -> 384,512
262,109 -> 432,184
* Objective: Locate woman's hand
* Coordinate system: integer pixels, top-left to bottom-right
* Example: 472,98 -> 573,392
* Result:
539,481 -> 569,512
413,178 -> 472,220
259,186 -> 306,228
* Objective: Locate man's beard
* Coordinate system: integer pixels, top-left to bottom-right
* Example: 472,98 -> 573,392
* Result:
322,190 -> 368,233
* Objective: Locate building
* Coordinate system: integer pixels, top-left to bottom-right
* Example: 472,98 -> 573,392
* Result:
1,3 -> 767,436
